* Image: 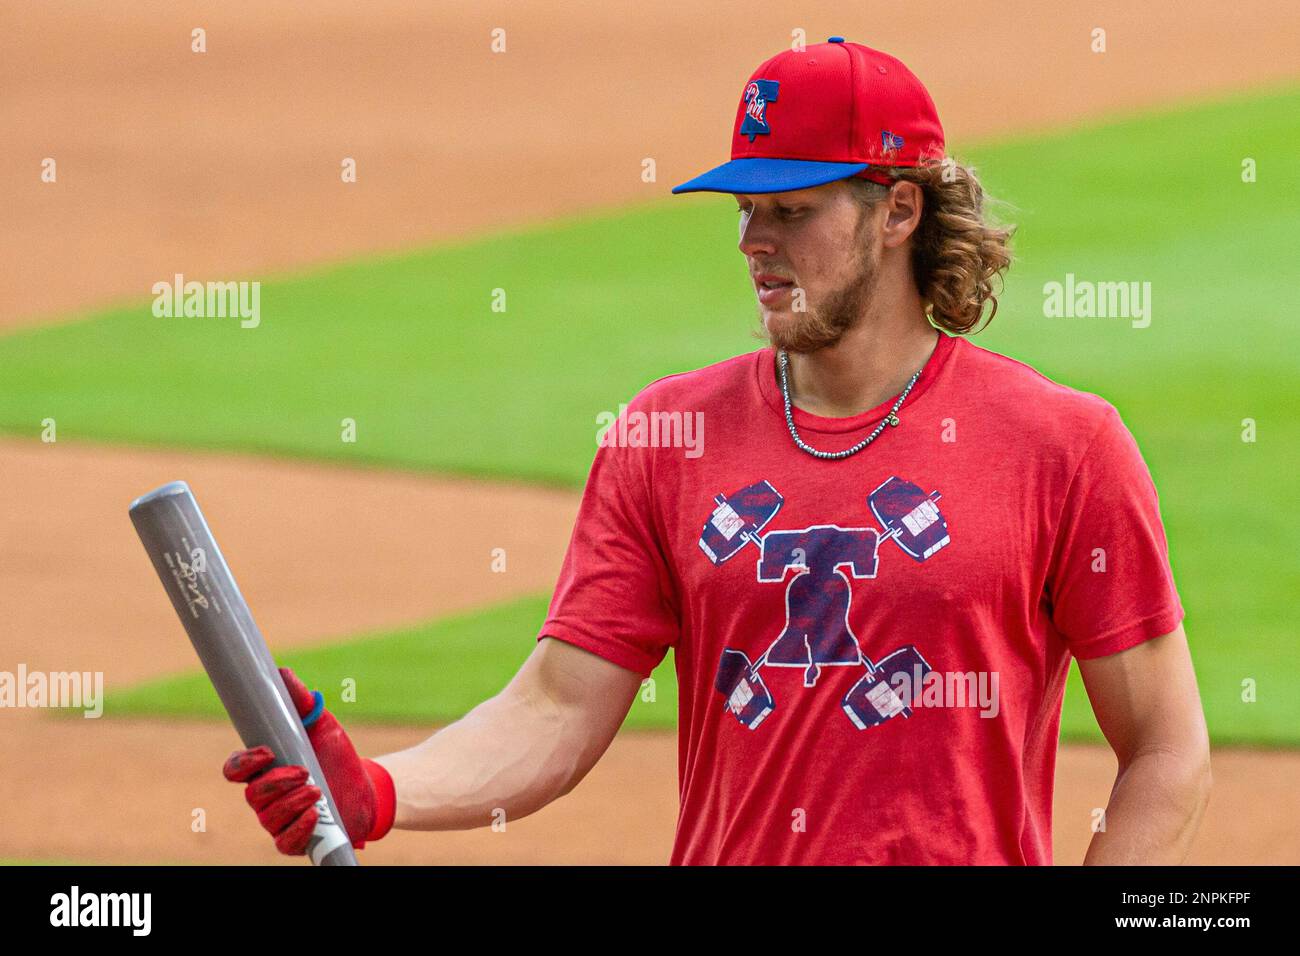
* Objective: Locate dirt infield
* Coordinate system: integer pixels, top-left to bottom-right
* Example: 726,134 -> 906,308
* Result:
0,437 -> 578,689
2,2 -> 1299,865
1,716 -> 1293,865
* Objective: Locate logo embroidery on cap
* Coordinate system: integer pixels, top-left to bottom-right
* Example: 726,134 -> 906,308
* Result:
740,80 -> 780,141
881,130 -> 905,155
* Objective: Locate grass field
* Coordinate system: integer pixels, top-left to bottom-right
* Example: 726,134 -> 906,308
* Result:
110,595 -> 678,732
0,858 -> 93,866
3,87 -> 1294,481
11,85 -> 1298,744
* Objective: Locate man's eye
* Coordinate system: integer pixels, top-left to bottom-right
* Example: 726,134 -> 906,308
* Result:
734,204 -> 802,217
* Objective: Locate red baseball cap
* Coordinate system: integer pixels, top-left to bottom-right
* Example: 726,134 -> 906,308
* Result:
672,37 -> 945,195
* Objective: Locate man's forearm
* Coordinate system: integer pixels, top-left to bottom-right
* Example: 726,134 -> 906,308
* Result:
372,686 -> 587,831
1083,747 -> 1212,865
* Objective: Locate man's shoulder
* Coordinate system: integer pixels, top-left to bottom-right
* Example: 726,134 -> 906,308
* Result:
953,336 -> 1119,437
624,349 -> 760,411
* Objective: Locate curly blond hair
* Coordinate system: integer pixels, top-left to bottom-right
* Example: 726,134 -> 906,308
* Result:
847,160 -> 1015,334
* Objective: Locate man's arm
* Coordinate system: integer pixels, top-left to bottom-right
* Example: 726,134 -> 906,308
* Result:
1075,623 -> 1212,864
372,636 -> 645,831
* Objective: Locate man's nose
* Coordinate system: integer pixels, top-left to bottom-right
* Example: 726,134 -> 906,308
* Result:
738,210 -> 778,257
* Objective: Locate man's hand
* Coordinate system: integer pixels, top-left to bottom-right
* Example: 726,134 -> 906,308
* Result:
222,667 -> 396,855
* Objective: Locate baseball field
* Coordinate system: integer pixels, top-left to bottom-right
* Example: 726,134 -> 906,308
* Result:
1,1 -> 1297,864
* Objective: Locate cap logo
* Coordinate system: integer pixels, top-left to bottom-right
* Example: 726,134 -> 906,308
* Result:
740,80 -> 780,142
881,130 -> 905,154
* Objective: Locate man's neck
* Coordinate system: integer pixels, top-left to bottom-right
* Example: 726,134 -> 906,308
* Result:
780,313 -> 939,419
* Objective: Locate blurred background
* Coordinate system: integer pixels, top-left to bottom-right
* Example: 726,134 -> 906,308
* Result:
0,1 -> 1296,864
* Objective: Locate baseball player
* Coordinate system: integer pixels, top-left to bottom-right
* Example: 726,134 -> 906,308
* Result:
223,37 -> 1210,864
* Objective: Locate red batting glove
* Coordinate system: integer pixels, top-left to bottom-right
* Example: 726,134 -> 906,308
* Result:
222,667 -> 396,855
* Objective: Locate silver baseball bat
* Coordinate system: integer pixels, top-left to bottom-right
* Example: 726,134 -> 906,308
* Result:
129,480 -> 358,866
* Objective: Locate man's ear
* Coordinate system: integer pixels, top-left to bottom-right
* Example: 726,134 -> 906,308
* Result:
881,181 -> 924,249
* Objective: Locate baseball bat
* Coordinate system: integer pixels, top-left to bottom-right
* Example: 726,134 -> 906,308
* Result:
128,480 -> 358,866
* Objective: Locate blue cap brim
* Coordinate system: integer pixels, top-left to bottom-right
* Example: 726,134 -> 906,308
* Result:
671,158 -> 870,195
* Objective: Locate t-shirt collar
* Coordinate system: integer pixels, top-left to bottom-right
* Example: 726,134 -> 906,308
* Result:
754,330 -> 957,435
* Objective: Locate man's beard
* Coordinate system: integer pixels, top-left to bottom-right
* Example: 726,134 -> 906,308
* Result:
756,219 -> 879,354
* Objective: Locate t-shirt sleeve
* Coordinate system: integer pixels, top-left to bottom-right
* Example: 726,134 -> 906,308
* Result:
1045,404 -> 1185,659
538,437 -> 681,678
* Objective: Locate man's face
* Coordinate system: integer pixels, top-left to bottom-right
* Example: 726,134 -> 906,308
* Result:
734,180 -> 882,353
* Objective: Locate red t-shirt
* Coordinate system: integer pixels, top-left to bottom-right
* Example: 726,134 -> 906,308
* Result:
539,331 -> 1184,865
